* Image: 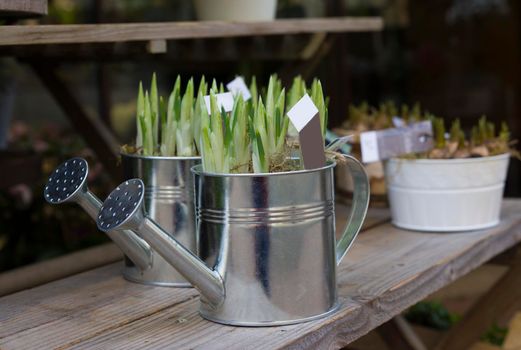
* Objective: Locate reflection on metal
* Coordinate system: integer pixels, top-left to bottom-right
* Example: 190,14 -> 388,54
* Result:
99,155 -> 370,326
121,154 -> 201,287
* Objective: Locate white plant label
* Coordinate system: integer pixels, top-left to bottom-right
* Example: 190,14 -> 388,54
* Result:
286,94 -> 318,132
287,94 -> 325,169
360,131 -> 380,163
226,76 -> 251,101
203,92 -> 234,114
360,120 -> 433,163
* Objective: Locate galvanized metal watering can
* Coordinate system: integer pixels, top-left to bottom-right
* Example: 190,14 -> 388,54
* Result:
121,154 -> 200,286
43,158 -> 153,273
97,155 -> 370,326
44,156 -> 200,287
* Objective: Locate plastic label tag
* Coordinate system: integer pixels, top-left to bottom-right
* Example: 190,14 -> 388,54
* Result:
287,94 -> 326,169
360,120 -> 433,163
203,92 -> 234,114
226,76 -> 251,101
360,131 -> 379,163
326,134 -> 354,154
392,116 -> 406,128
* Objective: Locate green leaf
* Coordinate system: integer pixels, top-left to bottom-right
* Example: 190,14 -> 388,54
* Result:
136,81 -> 144,149
150,72 -> 159,146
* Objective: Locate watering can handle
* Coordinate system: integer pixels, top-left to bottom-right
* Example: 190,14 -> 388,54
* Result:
336,154 -> 370,265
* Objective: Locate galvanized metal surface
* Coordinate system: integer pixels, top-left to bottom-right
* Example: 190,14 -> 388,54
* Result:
99,154 -> 369,326
96,178 -> 224,306
192,155 -> 370,325
121,154 -> 201,286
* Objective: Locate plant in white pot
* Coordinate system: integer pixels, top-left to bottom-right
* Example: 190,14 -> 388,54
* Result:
193,0 -> 277,21
385,116 -> 516,232
334,101 -> 428,205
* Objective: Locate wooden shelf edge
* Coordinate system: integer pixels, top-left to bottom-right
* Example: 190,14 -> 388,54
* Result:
0,243 -> 123,297
0,0 -> 48,18
0,17 -> 383,46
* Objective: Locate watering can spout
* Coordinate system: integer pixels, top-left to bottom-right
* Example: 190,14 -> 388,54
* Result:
96,179 -> 225,307
43,157 -> 153,272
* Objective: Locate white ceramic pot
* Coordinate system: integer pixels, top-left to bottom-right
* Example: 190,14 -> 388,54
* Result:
384,153 -> 510,232
194,0 -> 277,21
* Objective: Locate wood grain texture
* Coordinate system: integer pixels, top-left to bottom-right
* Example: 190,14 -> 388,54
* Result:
0,17 -> 383,46
503,312 -> 521,350
0,243 -> 122,297
435,246 -> 521,350
0,0 -> 47,17
1,200 -> 520,350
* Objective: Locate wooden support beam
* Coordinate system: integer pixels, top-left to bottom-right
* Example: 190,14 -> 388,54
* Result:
436,245 -> 521,350
96,64 -> 112,126
31,64 -> 122,181
377,316 -> 428,350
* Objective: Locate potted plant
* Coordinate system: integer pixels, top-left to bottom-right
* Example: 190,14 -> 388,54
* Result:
334,101 -> 428,206
120,73 -> 204,286
193,0 -> 277,21
385,116 -> 516,232
98,74 -> 370,325
185,75 -> 370,325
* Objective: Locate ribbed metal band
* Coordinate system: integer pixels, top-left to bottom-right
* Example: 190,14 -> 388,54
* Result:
197,200 -> 334,224
145,186 -> 187,201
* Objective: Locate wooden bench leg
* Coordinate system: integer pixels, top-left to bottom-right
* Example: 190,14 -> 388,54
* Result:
377,315 -> 428,350
436,245 -> 521,350
30,63 -> 122,181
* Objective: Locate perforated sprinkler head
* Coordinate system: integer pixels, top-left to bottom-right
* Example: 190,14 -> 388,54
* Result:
44,157 -> 88,204
97,179 -> 146,232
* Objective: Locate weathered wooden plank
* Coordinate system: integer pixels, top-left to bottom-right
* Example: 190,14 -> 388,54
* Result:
435,246 -> 521,350
503,312 -> 521,350
0,17 -> 383,46
0,0 -> 47,18
1,200 -> 520,350
0,243 -> 122,297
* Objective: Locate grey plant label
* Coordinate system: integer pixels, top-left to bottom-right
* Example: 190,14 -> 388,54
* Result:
287,94 -> 326,169
226,76 -> 251,101
360,120 -> 433,162
203,92 -> 234,114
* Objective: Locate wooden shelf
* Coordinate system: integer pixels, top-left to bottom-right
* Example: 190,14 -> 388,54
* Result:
0,17 -> 383,46
0,0 -> 47,19
2,201 -> 521,349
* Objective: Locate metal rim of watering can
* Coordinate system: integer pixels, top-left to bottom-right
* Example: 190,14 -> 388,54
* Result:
200,302 -> 341,327
190,159 -> 337,177
120,152 -> 201,161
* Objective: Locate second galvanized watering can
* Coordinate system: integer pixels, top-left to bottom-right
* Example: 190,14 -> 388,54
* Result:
121,154 -> 200,287
97,155 -> 369,326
